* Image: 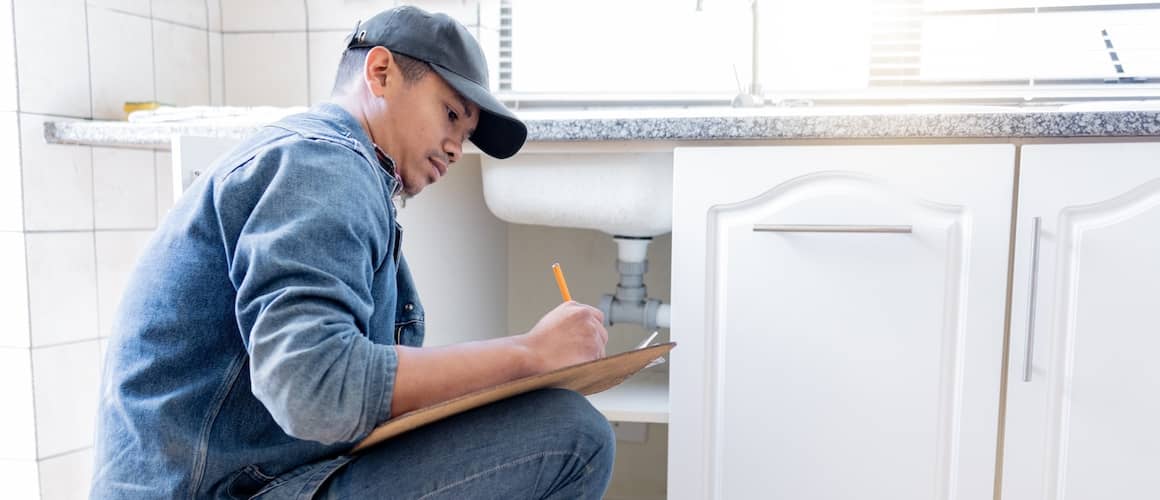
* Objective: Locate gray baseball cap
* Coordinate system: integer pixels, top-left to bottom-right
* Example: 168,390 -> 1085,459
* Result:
347,6 -> 526,159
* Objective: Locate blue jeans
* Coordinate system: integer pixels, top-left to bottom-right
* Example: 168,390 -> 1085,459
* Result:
252,389 -> 616,499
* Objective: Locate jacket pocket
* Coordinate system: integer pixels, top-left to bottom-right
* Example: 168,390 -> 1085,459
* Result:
394,319 -> 425,346
225,464 -> 275,499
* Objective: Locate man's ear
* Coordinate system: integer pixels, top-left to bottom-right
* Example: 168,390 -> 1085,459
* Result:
364,46 -> 395,98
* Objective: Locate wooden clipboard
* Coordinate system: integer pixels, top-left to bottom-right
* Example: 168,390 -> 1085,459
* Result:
351,341 -> 676,453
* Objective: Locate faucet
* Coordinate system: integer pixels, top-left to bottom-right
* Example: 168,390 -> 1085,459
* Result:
732,0 -> 765,107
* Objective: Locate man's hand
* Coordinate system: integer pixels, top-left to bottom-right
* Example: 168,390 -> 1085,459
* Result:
518,301 -> 609,374
390,301 -> 608,416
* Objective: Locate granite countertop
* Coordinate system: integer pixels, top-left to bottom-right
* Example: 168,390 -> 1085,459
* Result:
43,103 -> 1160,149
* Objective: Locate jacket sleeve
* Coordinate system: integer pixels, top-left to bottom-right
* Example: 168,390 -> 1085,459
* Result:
222,139 -> 397,445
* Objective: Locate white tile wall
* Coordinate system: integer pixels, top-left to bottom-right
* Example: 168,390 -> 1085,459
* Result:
14,0 -> 91,117
0,112 -> 22,231
155,151 -> 174,221
38,448 -> 93,500
221,0 -> 305,32
305,0 -> 392,31
0,0 -> 17,112
308,30 -> 345,105
88,6 -> 154,120
0,348 -> 36,459
207,0 -> 221,31
224,33 -> 308,106
2,0 -> 228,495
32,340 -> 100,458
85,0 -> 149,18
0,459 -> 40,498
92,147 -> 156,230
25,232 -> 99,347
151,0 -> 206,29
209,31 -> 224,105
95,230 -> 152,338
0,232 -> 30,348
154,20 -> 210,107
19,114 -> 94,231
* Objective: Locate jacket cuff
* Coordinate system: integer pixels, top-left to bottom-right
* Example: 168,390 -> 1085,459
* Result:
361,343 -> 398,438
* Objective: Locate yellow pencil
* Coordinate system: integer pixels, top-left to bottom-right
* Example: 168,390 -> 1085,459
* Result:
551,262 -> 572,302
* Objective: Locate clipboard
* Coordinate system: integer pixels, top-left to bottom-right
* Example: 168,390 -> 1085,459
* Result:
351,341 -> 676,453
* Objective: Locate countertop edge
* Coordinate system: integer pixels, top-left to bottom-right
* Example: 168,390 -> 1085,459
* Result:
44,110 -> 1160,149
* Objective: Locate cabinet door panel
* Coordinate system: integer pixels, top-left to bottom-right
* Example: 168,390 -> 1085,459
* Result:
1004,143 -> 1160,500
671,145 -> 1015,500
720,175 -> 967,499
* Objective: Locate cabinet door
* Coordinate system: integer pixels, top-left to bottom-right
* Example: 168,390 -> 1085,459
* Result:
1002,143 -> 1160,500
670,145 -> 1015,500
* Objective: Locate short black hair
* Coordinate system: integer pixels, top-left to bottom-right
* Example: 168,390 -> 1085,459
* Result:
330,47 -> 431,96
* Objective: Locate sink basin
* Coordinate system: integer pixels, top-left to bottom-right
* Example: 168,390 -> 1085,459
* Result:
480,153 -> 672,237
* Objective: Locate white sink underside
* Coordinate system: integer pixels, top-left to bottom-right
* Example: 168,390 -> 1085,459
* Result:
481,153 -> 673,237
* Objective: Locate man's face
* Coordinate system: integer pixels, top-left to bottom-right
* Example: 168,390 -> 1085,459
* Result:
374,64 -> 481,197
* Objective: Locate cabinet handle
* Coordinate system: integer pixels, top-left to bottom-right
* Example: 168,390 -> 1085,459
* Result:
1023,217 -> 1042,383
753,224 -> 912,233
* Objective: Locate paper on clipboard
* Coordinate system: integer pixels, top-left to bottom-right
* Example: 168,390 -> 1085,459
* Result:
350,341 -> 676,453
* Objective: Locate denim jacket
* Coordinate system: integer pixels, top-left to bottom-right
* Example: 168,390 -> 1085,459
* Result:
91,103 -> 425,499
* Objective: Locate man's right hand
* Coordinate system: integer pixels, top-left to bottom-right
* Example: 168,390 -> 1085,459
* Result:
390,301 -> 609,416
519,301 -> 609,374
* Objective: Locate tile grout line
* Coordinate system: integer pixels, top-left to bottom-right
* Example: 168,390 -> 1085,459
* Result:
204,0 -> 213,109
146,0 -> 159,230
16,110 -> 91,120
22,0 -> 58,471
38,445 -> 94,462
10,0 -> 29,365
26,339 -> 38,468
221,28 -> 340,34
149,0 -> 158,108
86,4 -> 102,477
30,336 -> 104,351
303,0 -> 311,105
84,2 -> 93,121
7,0 -> 19,113
219,0 -> 226,105
25,227 -> 157,234
91,4 -> 206,32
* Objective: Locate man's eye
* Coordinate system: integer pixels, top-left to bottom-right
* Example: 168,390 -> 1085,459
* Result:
447,107 -> 459,122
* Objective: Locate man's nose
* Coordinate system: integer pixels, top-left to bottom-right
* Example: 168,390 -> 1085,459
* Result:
445,140 -> 462,164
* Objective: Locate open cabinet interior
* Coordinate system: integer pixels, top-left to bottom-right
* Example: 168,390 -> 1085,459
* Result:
396,154 -> 672,500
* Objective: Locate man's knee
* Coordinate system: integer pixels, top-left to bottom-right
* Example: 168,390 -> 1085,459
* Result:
514,389 -> 616,468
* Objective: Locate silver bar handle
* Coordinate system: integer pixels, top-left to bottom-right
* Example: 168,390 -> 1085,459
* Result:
753,224 -> 912,234
1024,217 -> 1042,382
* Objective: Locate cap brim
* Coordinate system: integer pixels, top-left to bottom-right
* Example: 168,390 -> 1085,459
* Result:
430,64 -> 527,159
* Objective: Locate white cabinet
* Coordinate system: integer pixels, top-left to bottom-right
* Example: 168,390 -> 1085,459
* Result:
670,145 -> 1016,500
1002,143 -> 1160,500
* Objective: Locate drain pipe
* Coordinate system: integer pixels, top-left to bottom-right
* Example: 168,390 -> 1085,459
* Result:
598,236 -> 671,331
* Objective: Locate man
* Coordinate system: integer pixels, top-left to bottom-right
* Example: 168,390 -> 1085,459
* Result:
92,6 -> 614,499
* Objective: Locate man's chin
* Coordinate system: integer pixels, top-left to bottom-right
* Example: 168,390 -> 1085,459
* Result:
400,181 -> 424,198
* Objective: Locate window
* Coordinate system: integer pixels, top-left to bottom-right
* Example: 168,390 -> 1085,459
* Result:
499,0 -> 1160,106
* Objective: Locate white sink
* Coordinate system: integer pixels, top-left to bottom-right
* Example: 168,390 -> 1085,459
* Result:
480,153 -> 673,237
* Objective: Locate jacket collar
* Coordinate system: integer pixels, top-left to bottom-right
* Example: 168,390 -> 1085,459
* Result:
311,102 -> 404,197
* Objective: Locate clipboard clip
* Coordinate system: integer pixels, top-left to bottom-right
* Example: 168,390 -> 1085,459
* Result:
636,331 -> 667,369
